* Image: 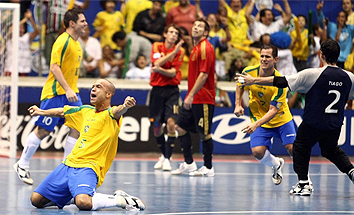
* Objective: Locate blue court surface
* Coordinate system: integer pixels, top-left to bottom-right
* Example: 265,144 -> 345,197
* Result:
1,153 -> 354,215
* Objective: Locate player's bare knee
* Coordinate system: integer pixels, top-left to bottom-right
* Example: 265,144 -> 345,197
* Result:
68,128 -> 80,139
30,192 -> 46,208
166,118 -> 176,133
285,144 -> 293,156
175,124 -> 186,136
251,148 -> 265,160
35,127 -> 51,139
75,194 -> 92,211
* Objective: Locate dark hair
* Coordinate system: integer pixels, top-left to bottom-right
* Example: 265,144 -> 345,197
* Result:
164,24 -> 182,40
63,8 -> 84,28
298,14 -> 307,24
112,31 -> 126,42
152,0 -> 165,5
260,33 -> 271,45
312,23 -> 320,35
260,9 -> 274,22
135,54 -> 146,66
338,10 -> 349,20
320,39 -> 340,64
342,0 -> 354,5
99,0 -> 118,10
260,44 -> 278,58
195,18 -> 210,34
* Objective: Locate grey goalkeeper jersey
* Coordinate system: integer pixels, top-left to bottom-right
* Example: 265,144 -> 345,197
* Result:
285,65 -> 354,130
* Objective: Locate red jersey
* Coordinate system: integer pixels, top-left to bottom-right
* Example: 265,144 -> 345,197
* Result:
188,38 -> 215,105
150,42 -> 184,87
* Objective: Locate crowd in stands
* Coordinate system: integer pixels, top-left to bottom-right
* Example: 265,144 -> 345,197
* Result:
5,0 -> 354,109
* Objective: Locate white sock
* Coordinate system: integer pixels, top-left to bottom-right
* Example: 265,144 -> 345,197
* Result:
258,149 -> 279,168
91,193 -> 126,210
18,132 -> 41,169
63,136 -> 77,159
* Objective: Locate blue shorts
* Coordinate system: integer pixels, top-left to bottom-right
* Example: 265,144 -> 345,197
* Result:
35,94 -> 82,131
250,120 -> 296,150
34,163 -> 97,208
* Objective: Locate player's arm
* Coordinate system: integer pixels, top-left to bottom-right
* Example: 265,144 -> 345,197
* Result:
50,63 -> 78,102
234,84 -> 245,117
235,73 -> 289,88
151,66 -> 177,77
28,105 -> 64,118
183,72 -> 208,109
112,96 -> 136,120
241,104 -> 278,134
153,40 -> 184,67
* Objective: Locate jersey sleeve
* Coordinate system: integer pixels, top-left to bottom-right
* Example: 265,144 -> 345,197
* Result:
270,87 -> 286,109
286,68 -> 322,93
51,37 -> 65,66
150,42 -> 161,64
199,42 -> 215,75
171,48 -> 185,71
63,105 -> 84,131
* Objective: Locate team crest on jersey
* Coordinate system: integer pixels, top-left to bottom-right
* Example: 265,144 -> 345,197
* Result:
276,102 -> 282,109
84,125 -> 89,133
258,92 -> 264,97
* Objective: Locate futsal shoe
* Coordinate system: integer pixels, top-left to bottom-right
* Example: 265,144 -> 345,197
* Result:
114,190 -> 145,211
162,159 -> 171,171
154,155 -> 165,169
289,183 -> 313,196
348,168 -> 354,184
13,162 -> 33,185
272,157 -> 284,185
189,166 -> 215,177
171,162 -> 197,175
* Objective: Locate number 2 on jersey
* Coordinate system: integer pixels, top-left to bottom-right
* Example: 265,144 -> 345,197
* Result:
325,90 -> 340,113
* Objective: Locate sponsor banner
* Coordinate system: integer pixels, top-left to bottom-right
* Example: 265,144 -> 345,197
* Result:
212,108 -> 353,156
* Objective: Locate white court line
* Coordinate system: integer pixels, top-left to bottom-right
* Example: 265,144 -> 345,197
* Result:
146,211 -> 354,215
0,169 -> 348,177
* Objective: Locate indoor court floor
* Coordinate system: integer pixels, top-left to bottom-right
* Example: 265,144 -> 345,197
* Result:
1,153 -> 354,215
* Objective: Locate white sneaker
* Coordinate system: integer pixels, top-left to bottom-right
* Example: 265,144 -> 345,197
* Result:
13,162 -> 33,185
189,166 -> 215,177
272,157 -> 284,185
171,162 -> 197,175
162,159 -> 171,171
289,183 -> 313,196
114,190 -> 145,211
154,155 -> 165,169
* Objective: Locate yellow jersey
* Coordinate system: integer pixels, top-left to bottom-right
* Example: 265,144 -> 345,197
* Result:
92,10 -> 125,50
40,32 -> 82,101
63,105 -> 123,187
224,3 -> 248,46
122,0 -> 152,33
290,28 -> 309,61
241,65 -> 293,128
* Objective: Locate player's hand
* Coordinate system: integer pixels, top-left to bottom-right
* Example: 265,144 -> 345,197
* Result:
123,96 -> 136,109
234,73 -> 254,85
174,40 -> 184,53
66,89 -> 78,103
234,105 -> 244,117
241,123 -> 257,134
28,105 -> 41,116
183,95 -> 193,110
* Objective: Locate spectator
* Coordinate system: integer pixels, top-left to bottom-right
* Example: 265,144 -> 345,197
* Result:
112,31 -> 152,72
164,0 -> 179,14
317,1 -> 354,69
245,0 -> 292,42
99,45 -> 121,78
122,0 -> 152,33
308,23 -> 323,68
165,0 -> 203,35
79,26 -> 102,78
342,0 -> 354,25
5,10 -> 40,76
290,15 -> 309,72
227,58 -> 244,81
92,0 -> 125,51
218,0 -> 250,45
178,26 -> 193,80
207,12 -> 231,80
133,0 -> 165,44
125,54 -> 151,80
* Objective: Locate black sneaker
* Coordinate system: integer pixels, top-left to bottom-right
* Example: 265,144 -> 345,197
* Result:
289,182 -> 312,196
